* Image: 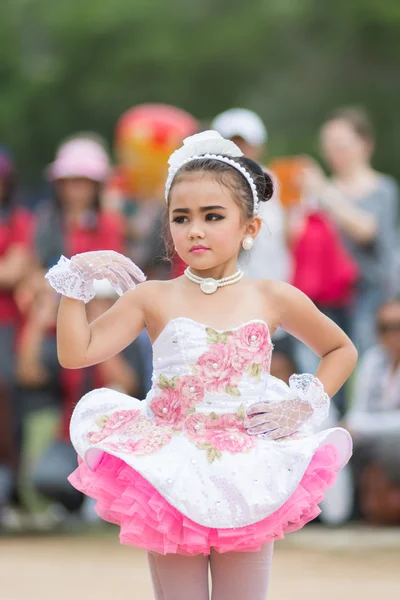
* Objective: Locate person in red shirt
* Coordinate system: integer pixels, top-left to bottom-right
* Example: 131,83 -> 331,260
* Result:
24,137 -> 151,522
0,147 -> 33,517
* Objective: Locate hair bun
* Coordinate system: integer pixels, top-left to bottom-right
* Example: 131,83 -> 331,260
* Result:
239,156 -> 274,205
261,170 -> 274,202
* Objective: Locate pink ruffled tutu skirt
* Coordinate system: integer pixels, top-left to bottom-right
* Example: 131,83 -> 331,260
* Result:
69,444 -> 339,556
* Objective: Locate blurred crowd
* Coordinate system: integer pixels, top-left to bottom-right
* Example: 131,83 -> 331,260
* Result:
1,104 -> 400,532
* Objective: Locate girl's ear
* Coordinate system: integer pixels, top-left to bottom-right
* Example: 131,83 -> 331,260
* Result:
244,216 -> 262,239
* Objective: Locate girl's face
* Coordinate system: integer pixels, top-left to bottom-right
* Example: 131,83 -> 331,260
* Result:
55,177 -> 98,210
320,119 -> 373,175
169,173 -> 256,271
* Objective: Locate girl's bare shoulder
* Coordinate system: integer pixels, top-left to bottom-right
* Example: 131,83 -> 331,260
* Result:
126,277 -> 177,296
251,279 -> 310,316
123,277 -> 183,309
253,278 -> 298,300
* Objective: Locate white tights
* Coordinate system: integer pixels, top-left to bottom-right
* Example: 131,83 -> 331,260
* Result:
148,543 -> 274,600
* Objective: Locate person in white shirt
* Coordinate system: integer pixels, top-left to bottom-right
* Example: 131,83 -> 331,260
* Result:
346,296 -> 400,497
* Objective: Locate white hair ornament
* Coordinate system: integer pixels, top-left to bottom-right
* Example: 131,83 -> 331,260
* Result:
165,130 -> 260,215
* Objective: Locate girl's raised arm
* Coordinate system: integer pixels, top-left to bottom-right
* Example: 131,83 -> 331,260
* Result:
45,250 -> 148,369
56,288 -> 147,369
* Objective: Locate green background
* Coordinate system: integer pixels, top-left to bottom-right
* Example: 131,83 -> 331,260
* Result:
1,0 -> 399,182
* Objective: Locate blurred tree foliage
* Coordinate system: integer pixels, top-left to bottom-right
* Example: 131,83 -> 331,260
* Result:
0,0 -> 399,183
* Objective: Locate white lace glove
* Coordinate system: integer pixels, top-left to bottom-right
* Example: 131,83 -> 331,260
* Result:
45,251 -> 146,303
245,374 -> 330,440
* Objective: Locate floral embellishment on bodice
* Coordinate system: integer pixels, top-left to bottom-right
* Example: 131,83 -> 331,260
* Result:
150,375 -> 204,426
197,323 -> 271,396
85,321 -> 272,463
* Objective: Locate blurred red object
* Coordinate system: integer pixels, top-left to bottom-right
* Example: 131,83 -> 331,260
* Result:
269,157 -> 308,208
0,207 -> 34,324
171,254 -> 186,278
291,211 -> 359,307
114,104 -> 198,200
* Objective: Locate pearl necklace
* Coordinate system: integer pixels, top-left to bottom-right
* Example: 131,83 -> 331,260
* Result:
184,267 -> 244,294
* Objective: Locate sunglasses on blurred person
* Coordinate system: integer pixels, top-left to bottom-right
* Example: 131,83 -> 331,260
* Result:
377,321 -> 400,334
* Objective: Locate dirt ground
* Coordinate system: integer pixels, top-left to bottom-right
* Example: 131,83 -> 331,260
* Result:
1,532 -> 399,600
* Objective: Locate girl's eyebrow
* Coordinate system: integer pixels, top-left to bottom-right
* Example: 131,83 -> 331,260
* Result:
200,205 -> 226,212
172,205 -> 226,214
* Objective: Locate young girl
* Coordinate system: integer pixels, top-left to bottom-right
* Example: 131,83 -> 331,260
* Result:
46,131 -> 357,600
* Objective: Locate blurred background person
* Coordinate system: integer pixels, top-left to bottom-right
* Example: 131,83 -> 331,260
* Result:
211,108 -> 297,383
35,134 -> 124,271
271,152 -> 359,524
0,147 -> 34,525
16,278 -> 151,527
286,177 -> 357,521
345,296 -> 400,525
287,165 -> 359,416
299,107 -> 399,355
211,108 -> 267,162
16,133 -> 153,526
105,104 -> 198,280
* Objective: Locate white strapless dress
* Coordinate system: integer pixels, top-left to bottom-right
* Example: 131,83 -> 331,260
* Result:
69,317 -> 352,555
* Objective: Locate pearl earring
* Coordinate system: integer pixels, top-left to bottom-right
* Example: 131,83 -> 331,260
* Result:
242,236 -> 254,250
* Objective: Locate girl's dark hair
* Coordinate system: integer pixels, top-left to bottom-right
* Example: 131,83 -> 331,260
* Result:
327,106 -> 375,143
169,155 -> 274,220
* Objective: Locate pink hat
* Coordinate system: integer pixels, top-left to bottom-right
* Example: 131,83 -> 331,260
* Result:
47,138 -> 110,182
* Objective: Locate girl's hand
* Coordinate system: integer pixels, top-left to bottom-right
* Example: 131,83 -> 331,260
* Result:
245,373 -> 331,439
245,398 -> 313,440
46,250 -> 146,303
70,251 -> 146,295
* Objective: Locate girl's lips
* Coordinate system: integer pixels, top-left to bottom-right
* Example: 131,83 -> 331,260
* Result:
190,246 -> 209,253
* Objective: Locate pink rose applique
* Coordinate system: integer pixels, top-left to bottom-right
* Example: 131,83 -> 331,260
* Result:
230,323 -> 271,370
103,409 -> 142,433
204,413 -> 255,454
207,428 -> 255,454
184,413 -> 209,441
98,416 -> 173,455
197,342 -> 240,394
185,411 -> 255,461
87,430 -> 108,445
150,387 -> 186,427
178,376 -> 205,404
102,438 -> 147,454
230,346 -> 253,373
86,409 -> 142,444
122,414 -> 155,436
141,427 -> 173,454
208,412 -> 245,431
